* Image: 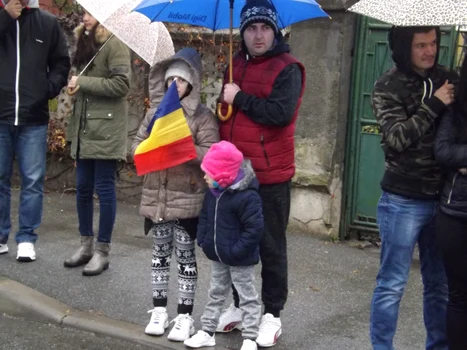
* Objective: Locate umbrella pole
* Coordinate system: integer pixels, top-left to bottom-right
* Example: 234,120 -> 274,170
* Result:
228,0 -> 233,85
217,0 -> 234,121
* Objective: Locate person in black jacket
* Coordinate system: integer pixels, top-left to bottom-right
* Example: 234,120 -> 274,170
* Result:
434,56 -> 467,350
0,0 -> 70,262
184,141 -> 263,350
370,26 -> 458,350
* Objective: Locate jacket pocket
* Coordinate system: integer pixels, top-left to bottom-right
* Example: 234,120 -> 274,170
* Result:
84,98 -> 116,141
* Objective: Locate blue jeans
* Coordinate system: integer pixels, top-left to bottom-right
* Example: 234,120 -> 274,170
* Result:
370,191 -> 448,350
76,159 -> 117,243
0,124 -> 48,244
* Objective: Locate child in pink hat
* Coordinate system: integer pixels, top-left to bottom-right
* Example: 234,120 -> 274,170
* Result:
185,141 -> 264,350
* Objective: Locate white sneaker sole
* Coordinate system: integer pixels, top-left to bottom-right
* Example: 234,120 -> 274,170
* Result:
145,320 -> 169,336
184,339 -> 216,348
0,247 -> 8,254
257,328 -> 282,348
167,326 -> 195,341
16,255 -> 36,262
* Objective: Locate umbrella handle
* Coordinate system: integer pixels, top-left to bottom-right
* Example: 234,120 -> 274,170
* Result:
217,103 -> 232,121
67,86 -> 80,96
217,0 -> 234,122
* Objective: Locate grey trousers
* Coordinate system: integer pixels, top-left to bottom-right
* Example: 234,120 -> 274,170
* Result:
201,261 -> 261,339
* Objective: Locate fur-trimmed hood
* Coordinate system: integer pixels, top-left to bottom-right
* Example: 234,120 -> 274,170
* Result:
228,160 -> 259,192
148,47 -> 203,118
74,23 -> 113,45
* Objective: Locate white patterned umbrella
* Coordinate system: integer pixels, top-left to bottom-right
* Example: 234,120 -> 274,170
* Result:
348,0 -> 467,27
76,0 -> 175,66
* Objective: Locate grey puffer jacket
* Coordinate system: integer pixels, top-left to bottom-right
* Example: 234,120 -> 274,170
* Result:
132,48 -> 219,222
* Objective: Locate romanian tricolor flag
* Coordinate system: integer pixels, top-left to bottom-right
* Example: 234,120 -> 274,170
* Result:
134,81 -> 197,176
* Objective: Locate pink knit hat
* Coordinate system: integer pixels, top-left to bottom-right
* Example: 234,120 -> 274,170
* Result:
201,141 -> 243,188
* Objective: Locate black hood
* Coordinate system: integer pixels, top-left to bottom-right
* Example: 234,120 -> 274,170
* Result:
241,31 -> 290,58
388,26 -> 441,77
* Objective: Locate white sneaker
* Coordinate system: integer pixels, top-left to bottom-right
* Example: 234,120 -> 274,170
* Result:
216,303 -> 243,332
16,243 -> 36,262
167,313 -> 195,341
241,339 -> 258,350
256,314 -> 282,347
184,330 -> 216,348
0,243 -> 8,254
145,307 -> 169,336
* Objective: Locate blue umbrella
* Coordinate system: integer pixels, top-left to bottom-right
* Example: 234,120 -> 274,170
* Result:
133,0 -> 330,120
133,0 -> 329,31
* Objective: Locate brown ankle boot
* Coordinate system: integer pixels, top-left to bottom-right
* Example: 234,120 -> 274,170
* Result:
64,236 -> 93,268
82,242 -> 110,276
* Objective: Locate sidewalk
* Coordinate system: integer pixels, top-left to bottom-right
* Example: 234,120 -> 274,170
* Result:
0,190 -> 427,349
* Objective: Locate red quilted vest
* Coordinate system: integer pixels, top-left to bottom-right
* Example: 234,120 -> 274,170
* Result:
219,51 -> 305,185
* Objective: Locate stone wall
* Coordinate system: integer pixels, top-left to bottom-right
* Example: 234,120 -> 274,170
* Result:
288,1 -> 357,237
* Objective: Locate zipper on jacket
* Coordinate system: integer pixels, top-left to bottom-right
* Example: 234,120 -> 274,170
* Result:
214,192 -> 225,264
14,21 -> 20,126
82,98 -> 89,134
261,135 -> 270,167
229,57 -> 249,142
447,172 -> 459,204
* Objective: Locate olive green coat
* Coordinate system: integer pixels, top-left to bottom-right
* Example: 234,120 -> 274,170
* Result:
67,24 -> 131,161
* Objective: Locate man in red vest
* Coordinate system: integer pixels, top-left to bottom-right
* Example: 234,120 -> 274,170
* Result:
216,0 -> 306,347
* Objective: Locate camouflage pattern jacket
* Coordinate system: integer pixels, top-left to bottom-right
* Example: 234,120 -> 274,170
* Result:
372,66 -> 459,199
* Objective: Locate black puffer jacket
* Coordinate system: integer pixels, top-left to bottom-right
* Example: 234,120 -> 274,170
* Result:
197,161 -> 264,266
434,111 -> 467,217
0,2 -> 70,126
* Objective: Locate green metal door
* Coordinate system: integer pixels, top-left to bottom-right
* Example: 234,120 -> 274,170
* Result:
341,16 -> 459,238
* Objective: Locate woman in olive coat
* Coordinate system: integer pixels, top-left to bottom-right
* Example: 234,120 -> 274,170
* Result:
64,9 -> 131,276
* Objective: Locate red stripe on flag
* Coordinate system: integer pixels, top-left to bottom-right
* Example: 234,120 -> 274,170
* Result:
134,136 -> 197,176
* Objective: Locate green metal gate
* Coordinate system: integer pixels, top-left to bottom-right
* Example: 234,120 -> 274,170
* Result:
341,16 -> 459,238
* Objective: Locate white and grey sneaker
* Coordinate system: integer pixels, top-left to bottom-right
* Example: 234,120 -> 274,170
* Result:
0,243 -> 8,255
216,303 -> 243,332
184,330 -> 216,348
145,307 -> 169,336
241,339 -> 258,350
167,313 -> 195,341
256,314 -> 282,347
16,242 -> 36,262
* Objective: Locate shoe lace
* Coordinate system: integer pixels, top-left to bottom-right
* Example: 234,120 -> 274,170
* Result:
170,313 -> 192,330
147,308 -> 165,323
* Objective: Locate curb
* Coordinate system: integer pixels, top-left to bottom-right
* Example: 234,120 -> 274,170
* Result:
0,277 -> 228,350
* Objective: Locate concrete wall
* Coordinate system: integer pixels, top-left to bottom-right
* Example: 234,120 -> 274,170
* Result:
288,1 -> 356,237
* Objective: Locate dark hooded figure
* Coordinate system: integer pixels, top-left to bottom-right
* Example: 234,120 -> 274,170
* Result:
434,55 -> 467,349
215,0 -> 306,348
370,26 -> 459,350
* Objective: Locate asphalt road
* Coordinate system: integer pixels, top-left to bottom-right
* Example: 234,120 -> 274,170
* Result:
0,314 -> 152,350
0,189 -> 429,350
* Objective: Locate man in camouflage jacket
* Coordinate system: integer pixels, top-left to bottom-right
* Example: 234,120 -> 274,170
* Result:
370,26 -> 458,350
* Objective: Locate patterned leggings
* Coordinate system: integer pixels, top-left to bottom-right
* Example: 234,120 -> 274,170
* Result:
150,220 -> 197,315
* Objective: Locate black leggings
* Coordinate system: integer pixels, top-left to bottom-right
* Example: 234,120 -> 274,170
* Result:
436,210 -> 467,350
